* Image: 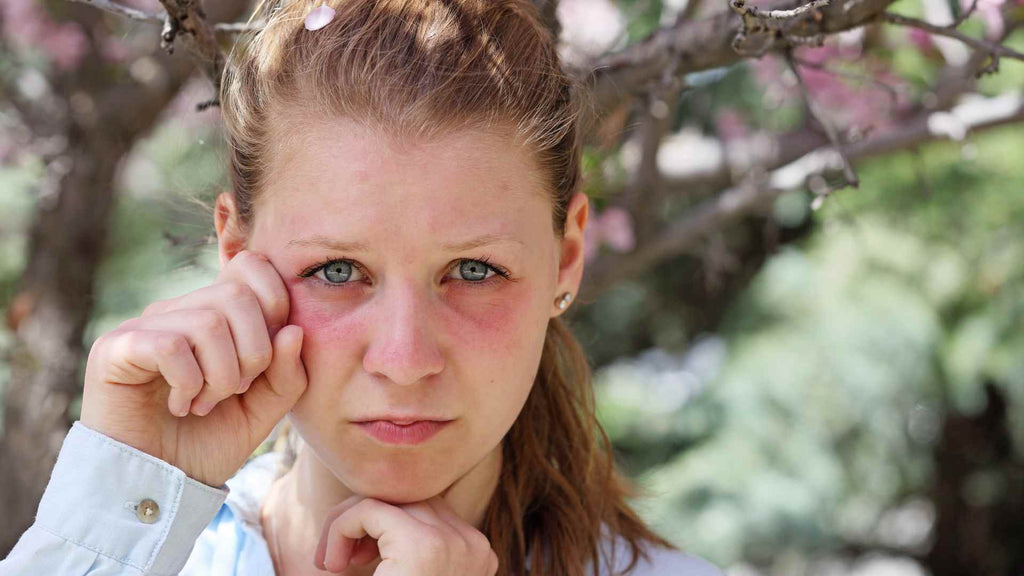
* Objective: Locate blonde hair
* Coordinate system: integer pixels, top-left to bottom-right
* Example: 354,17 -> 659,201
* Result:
219,1 -> 678,574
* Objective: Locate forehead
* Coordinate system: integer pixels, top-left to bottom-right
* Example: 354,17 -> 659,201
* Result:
253,113 -> 551,243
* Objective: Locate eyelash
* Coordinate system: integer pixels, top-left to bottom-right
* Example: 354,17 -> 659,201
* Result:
298,255 -> 513,289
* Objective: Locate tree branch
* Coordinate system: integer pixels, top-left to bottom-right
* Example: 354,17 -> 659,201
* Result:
68,0 -> 261,33
578,91 -> 1023,302
882,11 -> 1024,75
784,49 -> 859,189
574,0 -> 901,133
730,0 -> 831,55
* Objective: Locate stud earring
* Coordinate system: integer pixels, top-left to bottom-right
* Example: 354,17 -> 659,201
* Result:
556,292 -> 573,310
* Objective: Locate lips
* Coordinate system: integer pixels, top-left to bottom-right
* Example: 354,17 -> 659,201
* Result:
352,415 -> 453,424
356,419 -> 451,445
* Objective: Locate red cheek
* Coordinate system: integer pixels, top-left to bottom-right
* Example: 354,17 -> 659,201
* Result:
439,285 -> 535,354
285,283 -> 368,354
284,281 -> 537,356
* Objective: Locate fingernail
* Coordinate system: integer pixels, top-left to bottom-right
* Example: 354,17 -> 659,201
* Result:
193,400 -> 215,416
237,376 -> 254,394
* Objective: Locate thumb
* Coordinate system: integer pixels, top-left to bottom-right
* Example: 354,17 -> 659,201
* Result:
241,324 -> 308,441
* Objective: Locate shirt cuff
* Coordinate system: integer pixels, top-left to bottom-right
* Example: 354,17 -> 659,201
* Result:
34,421 -> 231,576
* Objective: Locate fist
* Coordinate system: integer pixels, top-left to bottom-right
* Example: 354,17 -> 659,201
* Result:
315,494 -> 499,576
79,250 -> 308,487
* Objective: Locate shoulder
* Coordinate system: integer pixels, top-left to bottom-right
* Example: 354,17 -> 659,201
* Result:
596,529 -> 725,576
624,545 -> 724,576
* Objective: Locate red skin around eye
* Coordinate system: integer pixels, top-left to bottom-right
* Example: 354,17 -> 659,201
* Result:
284,278 -> 533,362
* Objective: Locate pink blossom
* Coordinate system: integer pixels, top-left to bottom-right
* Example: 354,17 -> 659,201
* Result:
715,109 -> 749,141
100,36 -> 137,64
908,28 -> 934,51
959,0 -> 1006,39
584,206 -> 636,263
1,0 -> 88,71
748,39 -> 909,136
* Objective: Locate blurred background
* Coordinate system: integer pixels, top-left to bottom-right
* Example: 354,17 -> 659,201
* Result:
1,0 -> 1022,574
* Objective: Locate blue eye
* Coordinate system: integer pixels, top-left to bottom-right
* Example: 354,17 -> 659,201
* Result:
299,256 -> 511,288
321,260 -> 353,283
456,259 -> 491,282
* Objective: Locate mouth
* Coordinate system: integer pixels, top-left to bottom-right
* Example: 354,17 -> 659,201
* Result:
351,415 -> 454,425
355,419 -> 452,445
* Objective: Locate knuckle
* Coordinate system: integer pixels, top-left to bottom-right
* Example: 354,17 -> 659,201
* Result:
91,330 -> 115,352
467,530 -> 490,551
154,333 -> 189,358
239,344 -> 273,374
220,280 -> 253,303
180,374 -> 204,395
194,310 -> 228,334
356,498 -> 379,513
87,332 -> 115,367
117,316 -> 139,330
114,329 -> 145,354
233,249 -> 266,266
263,280 -> 289,321
419,531 -> 447,560
141,301 -> 162,317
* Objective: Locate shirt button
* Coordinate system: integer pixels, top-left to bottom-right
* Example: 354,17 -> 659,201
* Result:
136,498 -> 160,524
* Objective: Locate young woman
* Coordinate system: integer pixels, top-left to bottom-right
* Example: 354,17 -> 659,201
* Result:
0,1 -> 724,575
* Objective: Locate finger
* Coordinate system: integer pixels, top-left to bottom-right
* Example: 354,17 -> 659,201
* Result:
118,310 -> 241,416
216,250 -> 290,339
397,500 -> 454,531
98,329 -> 204,418
315,495 -> 365,571
140,282 -> 273,388
239,325 -> 308,443
323,499 -> 422,573
424,496 -> 494,562
422,495 -> 471,535
349,537 -> 380,565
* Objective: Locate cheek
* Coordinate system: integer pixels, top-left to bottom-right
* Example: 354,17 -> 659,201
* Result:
440,283 -> 540,354
285,284 -> 369,362
285,282 -> 542,358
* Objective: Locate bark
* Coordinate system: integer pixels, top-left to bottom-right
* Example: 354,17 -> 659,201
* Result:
925,381 -> 1024,576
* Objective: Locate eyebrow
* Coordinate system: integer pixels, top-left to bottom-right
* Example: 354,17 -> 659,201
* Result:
287,233 -> 526,252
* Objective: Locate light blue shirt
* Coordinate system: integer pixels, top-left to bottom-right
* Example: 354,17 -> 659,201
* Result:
0,421 -> 724,576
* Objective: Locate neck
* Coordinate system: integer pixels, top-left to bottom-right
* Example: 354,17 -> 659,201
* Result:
261,440 -> 503,575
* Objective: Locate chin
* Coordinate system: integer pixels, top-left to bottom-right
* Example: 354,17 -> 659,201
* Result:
349,477 -> 448,505
330,449 -> 458,502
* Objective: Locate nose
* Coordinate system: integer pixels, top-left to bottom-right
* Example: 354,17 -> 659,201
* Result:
362,279 -> 445,386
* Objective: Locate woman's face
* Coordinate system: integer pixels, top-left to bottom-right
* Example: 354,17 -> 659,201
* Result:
231,116 -> 587,503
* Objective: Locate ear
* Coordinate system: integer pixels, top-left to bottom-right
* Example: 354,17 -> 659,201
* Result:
214,192 -> 247,269
552,191 -> 589,317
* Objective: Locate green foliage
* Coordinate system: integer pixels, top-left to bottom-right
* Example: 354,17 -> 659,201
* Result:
613,0 -> 665,44
86,122 -> 225,343
596,125 -> 1024,567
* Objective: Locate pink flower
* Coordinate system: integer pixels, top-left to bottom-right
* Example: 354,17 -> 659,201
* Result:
584,207 -> 636,263
1,0 -> 88,70
908,28 -> 934,51
960,0 -> 1006,39
715,109 -> 749,141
